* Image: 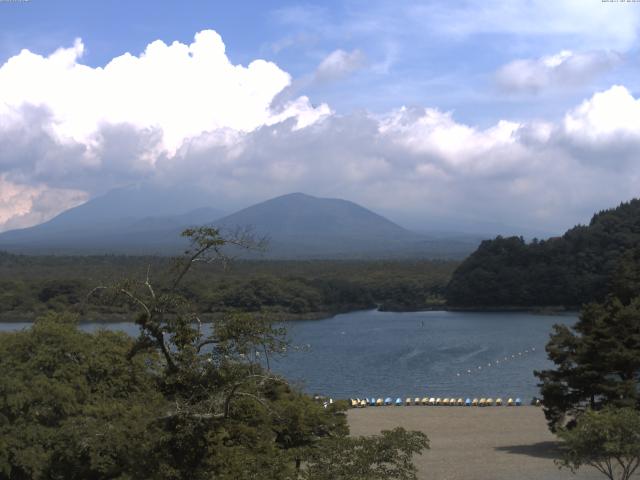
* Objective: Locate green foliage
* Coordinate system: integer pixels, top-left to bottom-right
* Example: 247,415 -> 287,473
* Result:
0,312 -> 165,479
536,293 -> 640,431
0,228 -> 430,479
447,199 -> 640,307
0,253 -> 456,320
557,407 -> 640,480
302,427 -> 429,480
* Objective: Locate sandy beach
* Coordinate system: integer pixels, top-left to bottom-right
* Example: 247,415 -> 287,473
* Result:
348,406 -> 609,480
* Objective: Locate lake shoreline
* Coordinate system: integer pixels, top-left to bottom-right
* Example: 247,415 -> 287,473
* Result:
0,304 -> 580,323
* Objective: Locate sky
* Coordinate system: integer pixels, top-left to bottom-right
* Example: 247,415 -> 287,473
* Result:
0,0 -> 639,234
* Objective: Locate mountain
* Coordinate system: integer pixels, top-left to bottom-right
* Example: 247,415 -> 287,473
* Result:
0,189 -> 482,258
213,193 -> 481,259
446,198 -> 640,307
0,184 -> 225,254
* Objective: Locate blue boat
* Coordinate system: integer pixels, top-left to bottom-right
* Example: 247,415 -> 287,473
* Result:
369,398 -> 376,406
515,398 -> 522,406
395,397 -> 402,406
384,397 -> 393,405
465,398 -> 472,406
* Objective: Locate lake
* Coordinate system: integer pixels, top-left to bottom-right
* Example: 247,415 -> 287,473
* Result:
1,309 -> 577,401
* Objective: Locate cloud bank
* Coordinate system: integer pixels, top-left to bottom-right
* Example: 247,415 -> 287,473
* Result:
496,50 -> 622,93
1,30 -> 640,233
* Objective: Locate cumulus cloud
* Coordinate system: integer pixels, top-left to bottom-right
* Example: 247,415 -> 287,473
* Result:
1,30 -> 640,234
496,50 -> 622,93
0,30 -> 328,154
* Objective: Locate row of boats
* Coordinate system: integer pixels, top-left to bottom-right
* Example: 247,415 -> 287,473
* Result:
349,397 -> 529,407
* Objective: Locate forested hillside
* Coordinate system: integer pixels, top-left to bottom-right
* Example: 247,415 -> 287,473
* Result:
0,253 -> 455,320
446,199 -> 640,307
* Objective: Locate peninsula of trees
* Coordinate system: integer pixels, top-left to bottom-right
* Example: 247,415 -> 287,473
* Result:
446,199 -> 640,308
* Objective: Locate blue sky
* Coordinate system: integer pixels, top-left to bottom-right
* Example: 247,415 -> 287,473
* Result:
1,0 -> 640,233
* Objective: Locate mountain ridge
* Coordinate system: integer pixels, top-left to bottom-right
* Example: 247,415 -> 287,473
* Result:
0,188 -> 482,259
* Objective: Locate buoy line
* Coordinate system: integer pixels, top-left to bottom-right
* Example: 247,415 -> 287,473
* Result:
454,346 -> 537,379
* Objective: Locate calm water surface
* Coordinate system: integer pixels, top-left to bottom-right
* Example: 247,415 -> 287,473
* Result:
1,310 -> 577,400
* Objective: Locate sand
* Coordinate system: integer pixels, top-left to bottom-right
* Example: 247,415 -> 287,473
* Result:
348,406 -> 612,480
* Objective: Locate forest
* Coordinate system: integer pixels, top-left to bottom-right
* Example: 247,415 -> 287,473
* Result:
0,252 -> 455,321
446,199 -> 640,308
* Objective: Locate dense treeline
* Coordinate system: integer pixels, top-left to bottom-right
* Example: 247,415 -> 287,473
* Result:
0,253 -> 455,320
446,199 -> 640,307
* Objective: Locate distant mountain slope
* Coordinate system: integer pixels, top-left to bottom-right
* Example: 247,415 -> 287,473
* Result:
0,189 -> 481,258
214,193 -> 479,259
446,198 -> 640,307
0,184 -> 225,254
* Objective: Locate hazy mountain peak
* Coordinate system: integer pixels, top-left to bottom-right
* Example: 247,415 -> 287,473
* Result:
0,188 -> 480,259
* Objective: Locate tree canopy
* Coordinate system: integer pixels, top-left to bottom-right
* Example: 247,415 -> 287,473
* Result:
446,199 -> 640,307
0,226 -> 429,480
557,407 -> 640,480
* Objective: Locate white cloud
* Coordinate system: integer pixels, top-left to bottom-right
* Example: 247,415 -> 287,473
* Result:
315,49 -> 365,82
1,30 -> 640,234
564,84 -> 640,139
0,30 -> 328,155
496,50 -> 622,93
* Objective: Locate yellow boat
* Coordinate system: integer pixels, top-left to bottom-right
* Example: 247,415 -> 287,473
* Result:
350,399 -> 358,407
376,398 -> 384,406
405,398 -> 412,406
486,398 -> 494,406
442,398 -> 450,406
479,398 -> 486,407
359,399 -> 367,407
450,398 -> 457,406
496,398 -> 503,406
414,397 -> 421,405
422,397 -> 429,405
457,398 -> 464,406
507,398 -> 514,406
472,398 -> 479,406
428,397 -> 435,406
435,398 -> 442,406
